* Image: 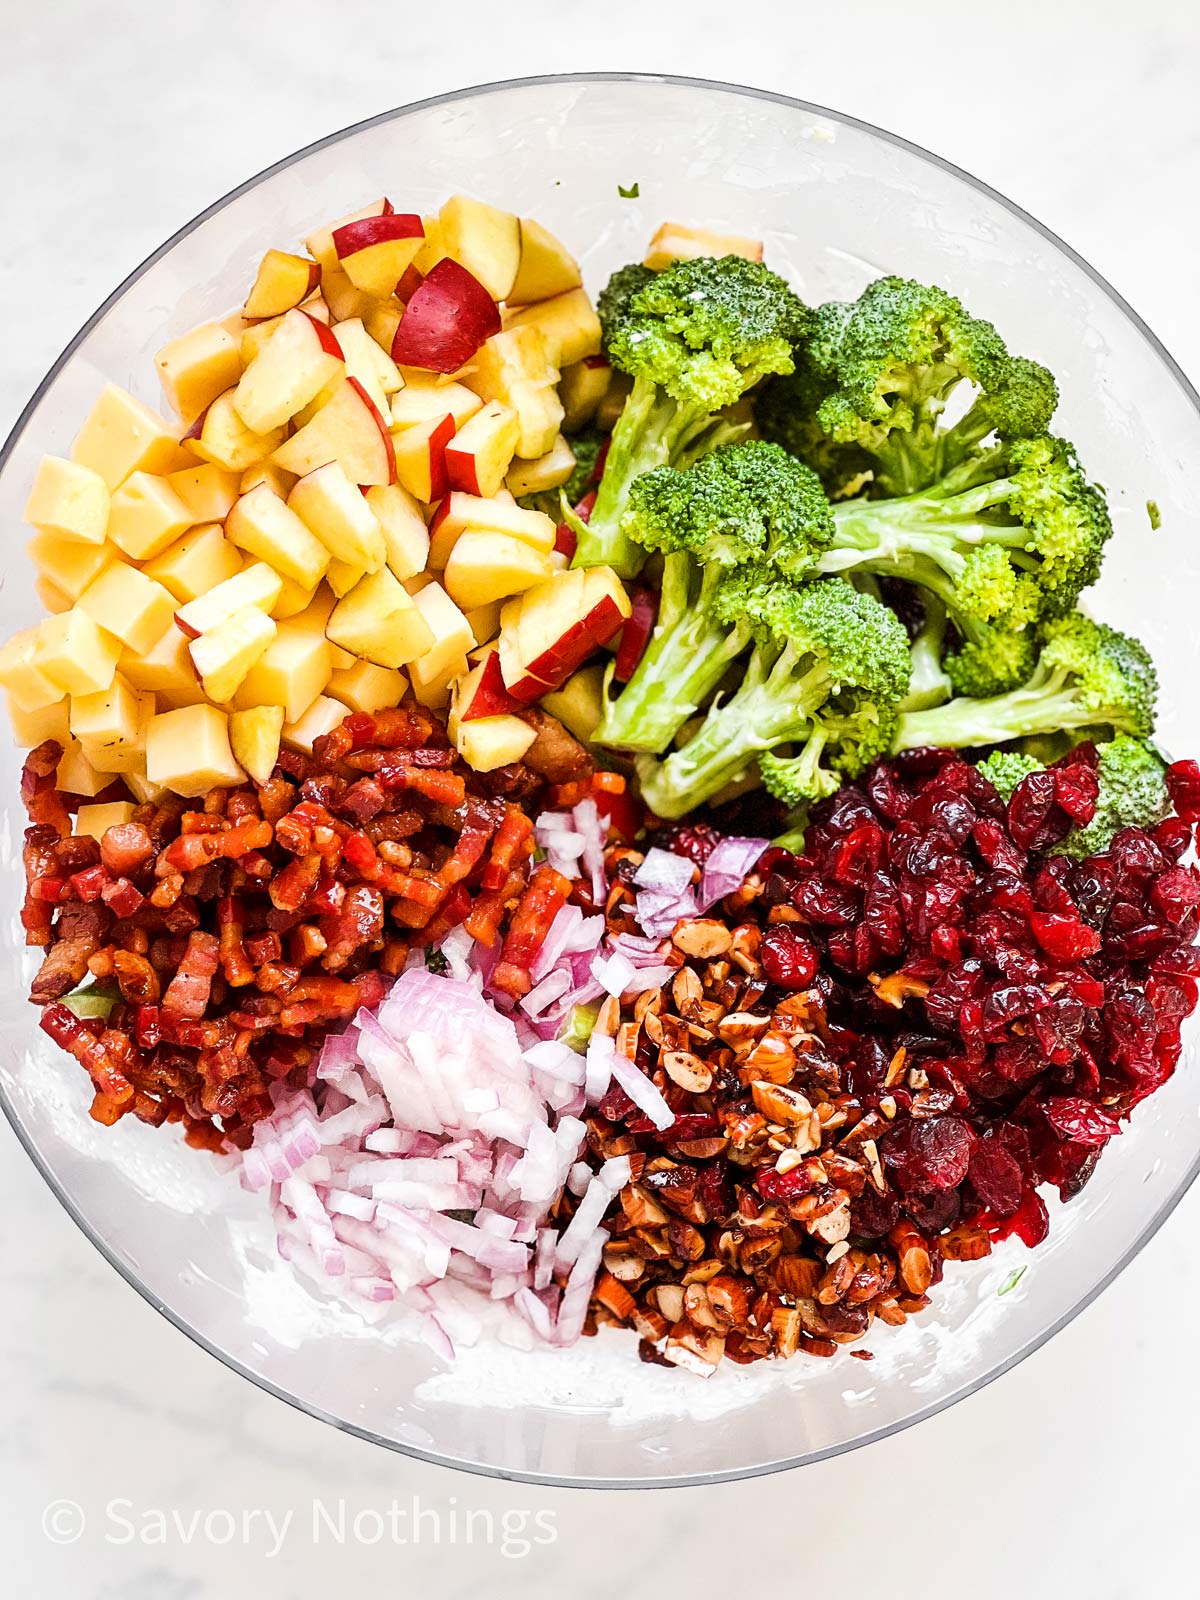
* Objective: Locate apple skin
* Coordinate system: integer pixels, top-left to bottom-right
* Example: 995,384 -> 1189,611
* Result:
345,377 -> 396,485
304,311 -> 344,360
613,583 -> 658,682
390,259 -> 501,373
332,213 -> 424,256
422,413 -> 455,502
521,595 -> 625,689
395,265 -> 424,304
554,522 -> 577,560
459,648 -> 522,721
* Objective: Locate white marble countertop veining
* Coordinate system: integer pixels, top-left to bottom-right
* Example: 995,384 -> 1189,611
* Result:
4,2 -> 1200,1594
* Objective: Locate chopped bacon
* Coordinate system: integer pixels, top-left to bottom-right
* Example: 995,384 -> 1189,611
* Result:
40,1002 -> 135,1108
31,902 -> 111,1003
101,877 -> 145,918
518,707 -> 594,786
161,930 -> 221,1020
112,949 -> 162,1005
482,805 -> 534,891
491,865 -> 573,998
319,884 -> 385,971
100,822 -> 154,877
217,896 -> 254,987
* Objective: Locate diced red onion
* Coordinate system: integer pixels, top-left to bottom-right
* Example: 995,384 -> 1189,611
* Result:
609,1050 -> 676,1131
697,835 -> 767,911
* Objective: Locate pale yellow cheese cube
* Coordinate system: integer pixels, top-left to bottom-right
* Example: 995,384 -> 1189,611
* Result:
6,694 -> 70,748
409,651 -> 467,710
288,588 -> 353,666
108,472 -> 193,561
410,581 -> 473,680
124,769 -> 166,805
155,321 -> 243,423
271,575 -> 320,619
74,800 -> 136,841
326,658 -> 407,715
143,524 -> 243,602
0,628 -> 64,711
189,606 -> 277,704
78,689 -> 154,775
326,568 -> 434,670
175,562 -> 282,637
76,562 -> 177,656
282,694 -> 347,754
70,384 -> 181,490
39,577 -> 75,614
120,623 -> 203,708
225,485 -> 330,589
35,610 -> 122,697
163,462 -> 240,524
69,673 -> 140,745
56,738 -> 117,797
145,703 -> 245,797
28,534 -> 115,601
23,455 -> 110,544
232,620 -> 332,724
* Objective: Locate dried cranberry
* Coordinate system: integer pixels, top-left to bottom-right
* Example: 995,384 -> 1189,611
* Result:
828,822 -> 885,886
989,1187 -> 1050,1247
883,1115 -> 975,1192
904,1187 -> 962,1233
968,1140 -> 1024,1216
1051,763 -> 1099,823
654,821 -> 720,866
761,926 -> 818,988
1151,865 -> 1200,925
865,762 -> 910,820
1028,911 -> 1101,961
792,877 -> 861,926
1166,758 -> 1200,822
1153,816 -> 1194,862
1043,1096 -> 1120,1148
863,871 -> 906,957
972,818 -> 1026,874
755,1163 -> 814,1202
850,1188 -> 902,1238
1006,770 -> 1058,849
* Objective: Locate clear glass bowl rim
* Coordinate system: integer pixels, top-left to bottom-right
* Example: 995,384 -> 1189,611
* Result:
4,70 -> 1199,1491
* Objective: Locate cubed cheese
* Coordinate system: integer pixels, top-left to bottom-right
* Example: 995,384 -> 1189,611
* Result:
35,610 -> 122,697
107,471 -> 193,561
145,703 -> 245,797
71,385 -> 182,489
74,801 -> 137,842
76,561 -> 177,655
23,455 -> 110,544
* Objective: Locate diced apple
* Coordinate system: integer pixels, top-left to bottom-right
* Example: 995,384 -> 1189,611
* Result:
334,212 -> 424,296
643,222 -> 763,270
76,561 -> 177,655
187,390 -> 286,472
229,704 -> 285,784
447,663 -> 536,772
505,434 -> 577,497
23,455 -> 110,545
319,264 -> 376,324
0,628 -> 64,711
271,377 -> 395,486
175,562 -> 283,638
74,800 -> 137,842
409,214 -> 445,278
559,357 -> 612,432
507,217 -> 583,306
455,646 -> 521,721
232,620 -> 331,725
444,401 -> 520,498
464,599 -> 503,647
390,259 -> 501,373
35,609 -> 122,697
271,576 -> 320,619
363,483 -> 429,580
6,693 -> 70,748
332,317 -> 403,410
145,703 -> 245,797
239,460 -> 297,499
225,484 -> 330,588
143,524 -> 241,604
325,567 -> 434,669
326,658 -> 407,715
70,385 -> 181,489
189,606 -> 277,703
326,559 -> 366,598
505,288 -> 602,369
443,530 -> 553,610
56,738 -> 116,797
363,297 -> 404,354
28,533 -> 114,601
409,581 -> 473,682
403,572 -> 435,597
123,770 -> 167,805
282,694 -> 347,754
244,250 -> 321,319
239,313 -> 286,367
389,378 -> 482,431
155,321 -> 243,422
437,194 -> 521,302
232,309 -> 344,434
287,462 -> 386,571
392,412 -> 454,502
409,649 -> 467,710
466,326 -> 564,458
120,623 -> 203,707
164,461 -> 241,522
498,565 -> 630,701
428,494 -> 556,567
305,197 -> 393,272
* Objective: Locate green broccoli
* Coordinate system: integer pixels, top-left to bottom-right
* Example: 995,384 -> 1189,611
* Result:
635,573 -> 911,818
976,736 -> 1169,855
900,592 -> 954,711
758,277 -> 1057,496
517,430 -> 604,520
569,256 -> 810,577
893,613 -> 1157,753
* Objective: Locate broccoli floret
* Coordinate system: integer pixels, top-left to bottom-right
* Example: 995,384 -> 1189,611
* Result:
893,613 -> 1157,753
570,256 -> 810,577
635,574 -> 911,818
976,748 -> 1044,802
517,431 -> 604,520
821,435 -> 1112,629
760,277 -> 1057,496
944,618 -> 1041,698
756,307 -> 875,497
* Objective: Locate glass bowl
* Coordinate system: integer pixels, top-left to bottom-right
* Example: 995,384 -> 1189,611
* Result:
3,73 -> 1199,1489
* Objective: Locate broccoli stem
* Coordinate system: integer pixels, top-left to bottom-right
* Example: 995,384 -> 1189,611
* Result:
636,647 -> 831,818
893,671 -> 1102,752
820,476 -> 1032,581
593,556 -> 754,753
570,376 -> 711,578
899,593 -> 953,712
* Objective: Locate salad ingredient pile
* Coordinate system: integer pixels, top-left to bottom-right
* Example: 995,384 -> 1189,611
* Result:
7,192 -> 1198,1375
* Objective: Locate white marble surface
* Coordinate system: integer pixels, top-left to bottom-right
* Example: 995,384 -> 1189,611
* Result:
4,2 -> 1200,1593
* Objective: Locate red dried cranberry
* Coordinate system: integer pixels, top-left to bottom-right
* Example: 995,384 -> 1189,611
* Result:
828,822 -> 885,886
1166,759 -> 1200,822
989,1187 -> 1049,1247
968,1140 -> 1024,1215
863,871 -> 906,957
1145,973 -> 1198,1027
698,1159 -> 736,1221
1051,762 -> 1099,823
792,878 -> 860,926
883,1114 -> 975,1192
1153,816 -> 1194,862
1007,770 -> 1058,849
654,821 -> 720,866
904,1186 -> 962,1233
755,1163 -> 814,1202
865,762 -> 911,820
850,1188 -> 902,1238
1151,865 -> 1200,925
761,926 -> 818,988
1028,911 -> 1101,961
971,817 -> 1027,874
1043,1096 -> 1120,1148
